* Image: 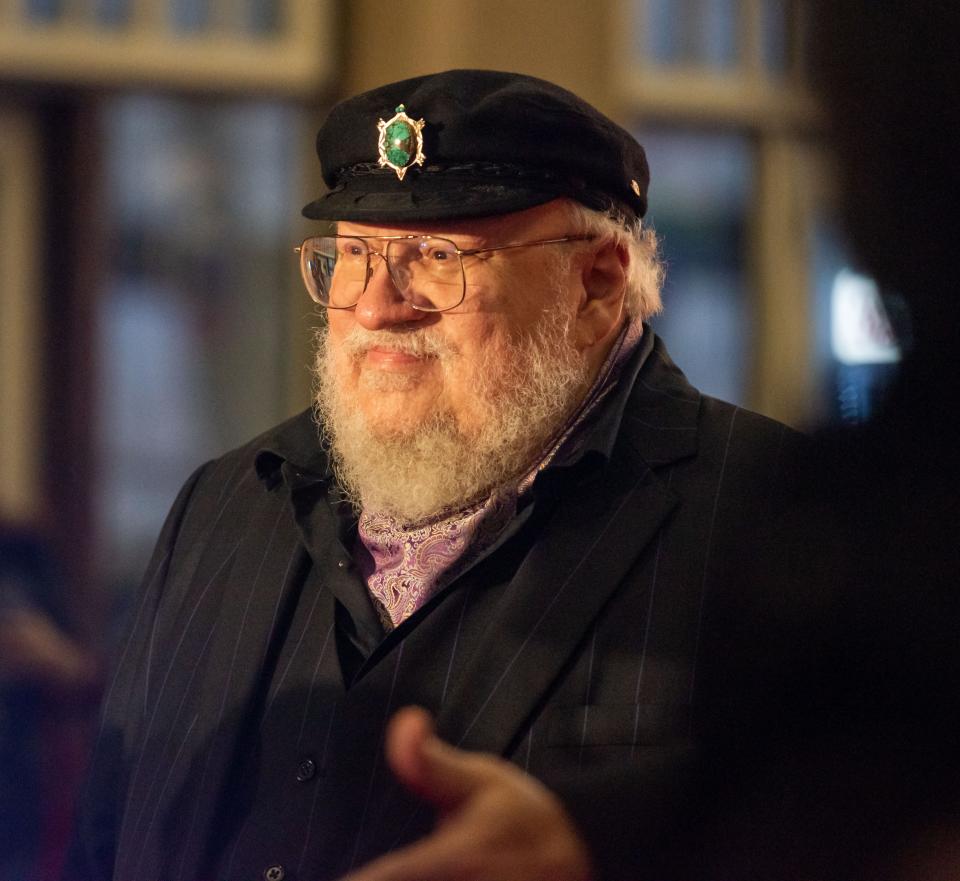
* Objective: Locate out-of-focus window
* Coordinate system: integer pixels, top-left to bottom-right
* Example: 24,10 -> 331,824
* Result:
4,0 -> 332,94
760,0 -> 792,75
643,0 -> 739,69
618,0 -> 903,426
94,95 -> 310,597
642,129 -> 754,405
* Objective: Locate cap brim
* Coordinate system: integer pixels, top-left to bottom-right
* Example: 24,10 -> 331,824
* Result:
301,172 -> 592,223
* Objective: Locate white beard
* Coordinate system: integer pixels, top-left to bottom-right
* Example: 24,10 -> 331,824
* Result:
313,307 -> 589,525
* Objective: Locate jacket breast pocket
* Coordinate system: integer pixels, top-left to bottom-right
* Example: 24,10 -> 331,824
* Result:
547,702 -> 691,749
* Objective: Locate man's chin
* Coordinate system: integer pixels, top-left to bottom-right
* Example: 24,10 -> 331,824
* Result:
358,404 -> 445,441
358,369 -> 423,393
355,382 -> 453,432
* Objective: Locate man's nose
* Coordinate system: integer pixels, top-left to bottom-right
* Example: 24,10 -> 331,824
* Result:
352,256 -> 427,330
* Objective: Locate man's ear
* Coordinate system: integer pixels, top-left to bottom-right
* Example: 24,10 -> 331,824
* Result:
573,239 -> 628,351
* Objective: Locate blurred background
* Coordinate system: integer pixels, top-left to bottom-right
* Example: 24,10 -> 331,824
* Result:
0,1 -> 904,877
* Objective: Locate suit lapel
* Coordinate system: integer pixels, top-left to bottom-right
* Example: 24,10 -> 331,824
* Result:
437,333 -> 703,756
436,437 -> 674,753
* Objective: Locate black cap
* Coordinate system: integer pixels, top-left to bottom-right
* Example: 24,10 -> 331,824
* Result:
302,69 -> 649,223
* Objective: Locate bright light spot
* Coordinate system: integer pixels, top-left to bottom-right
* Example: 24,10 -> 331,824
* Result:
831,269 -> 900,365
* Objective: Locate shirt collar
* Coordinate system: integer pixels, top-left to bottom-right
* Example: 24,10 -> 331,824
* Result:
549,322 -> 654,469
254,409 -> 332,491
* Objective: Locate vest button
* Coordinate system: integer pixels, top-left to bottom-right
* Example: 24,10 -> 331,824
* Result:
296,758 -> 317,782
263,865 -> 285,881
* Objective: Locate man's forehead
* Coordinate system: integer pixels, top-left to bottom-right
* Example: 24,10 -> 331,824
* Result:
336,198 -> 571,243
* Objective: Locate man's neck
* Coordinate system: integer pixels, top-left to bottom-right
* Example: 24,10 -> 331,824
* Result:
582,315 -> 630,387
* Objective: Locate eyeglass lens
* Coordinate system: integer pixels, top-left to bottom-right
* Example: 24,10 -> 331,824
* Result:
299,236 -> 465,311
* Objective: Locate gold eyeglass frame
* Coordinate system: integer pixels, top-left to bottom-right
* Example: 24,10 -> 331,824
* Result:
294,233 -> 594,312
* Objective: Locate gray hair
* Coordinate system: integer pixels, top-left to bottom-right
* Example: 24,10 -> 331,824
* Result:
564,201 -> 665,320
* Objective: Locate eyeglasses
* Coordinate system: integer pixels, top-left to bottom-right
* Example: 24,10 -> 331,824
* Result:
295,233 -> 593,312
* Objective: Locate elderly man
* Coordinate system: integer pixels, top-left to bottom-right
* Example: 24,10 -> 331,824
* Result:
68,70 -> 805,881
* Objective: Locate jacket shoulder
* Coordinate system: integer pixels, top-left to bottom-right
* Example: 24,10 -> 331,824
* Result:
623,335 -> 805,472
698,393 -> 805,454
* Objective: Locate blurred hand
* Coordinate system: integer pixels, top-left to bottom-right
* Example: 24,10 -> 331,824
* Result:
338,706 -> 593,881
0,607 -> 99,692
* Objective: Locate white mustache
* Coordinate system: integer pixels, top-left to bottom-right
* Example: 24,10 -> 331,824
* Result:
337,327 -> 458,360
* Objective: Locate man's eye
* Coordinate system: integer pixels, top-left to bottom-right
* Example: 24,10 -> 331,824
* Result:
424,247 -> 454,262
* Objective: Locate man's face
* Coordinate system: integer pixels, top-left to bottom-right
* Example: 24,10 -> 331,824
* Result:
328,201 -> 584,431
314,200 -> 596,522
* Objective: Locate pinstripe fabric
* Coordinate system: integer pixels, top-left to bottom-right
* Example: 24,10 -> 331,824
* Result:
66,333 -> 809,881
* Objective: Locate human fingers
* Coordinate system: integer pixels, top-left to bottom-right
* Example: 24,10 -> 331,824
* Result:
336,823 -> 466,881
385,706 -> 489,810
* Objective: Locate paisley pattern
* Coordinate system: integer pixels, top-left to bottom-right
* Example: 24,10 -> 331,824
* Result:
359,316 -> 645,627
359,490 -> 517,627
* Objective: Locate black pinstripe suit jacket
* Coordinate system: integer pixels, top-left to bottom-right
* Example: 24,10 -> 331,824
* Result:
67,334 -> 810,881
